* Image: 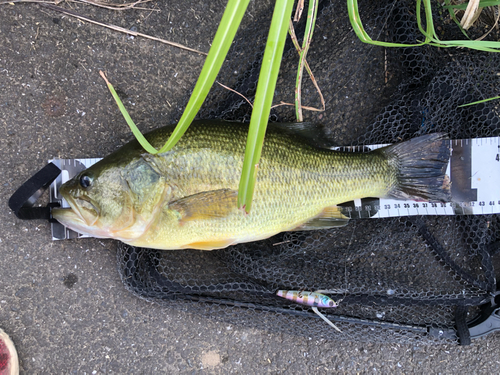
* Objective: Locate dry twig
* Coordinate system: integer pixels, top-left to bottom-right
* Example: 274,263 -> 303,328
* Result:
288,18 -> 325,115
71,0 -> 154,11
38,3 -> 207,56
216,81 -> 254,108
0,0 -> 153,9
293,0 -> 304,22
475,5 -> 500,41
216,83 -> 323,112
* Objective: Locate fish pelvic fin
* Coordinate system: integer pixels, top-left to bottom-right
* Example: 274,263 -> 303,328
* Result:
181,238 -> 236,250
169,189 -> 239,223
293,206 -> 349,231
381,133 -> 451,202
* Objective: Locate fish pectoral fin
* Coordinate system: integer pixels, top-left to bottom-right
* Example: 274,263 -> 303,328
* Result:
181,238 -> 236,250
169,189 -> 238,223
293,206 -> 349,231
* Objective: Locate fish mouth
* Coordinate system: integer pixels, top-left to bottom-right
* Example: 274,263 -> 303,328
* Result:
67,195 -> 100,226
52,195 -> 100,231
51,206 -> 84,228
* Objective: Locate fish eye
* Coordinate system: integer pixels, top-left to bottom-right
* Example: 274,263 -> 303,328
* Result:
79,174 -> 93,189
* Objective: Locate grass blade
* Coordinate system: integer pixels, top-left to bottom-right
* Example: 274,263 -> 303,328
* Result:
109,0 -> 250,154
237,0 -> 295,212
347,0 -> 428,47
100,71 -> 158,154
349,0 -> 500,51
458,96 -> 500,107
443,0 -> 471,39
156,0 -> 250,154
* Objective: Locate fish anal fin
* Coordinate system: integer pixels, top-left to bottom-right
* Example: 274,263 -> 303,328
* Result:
182,238 -> 236,250
294,206 -> 349,231
169,189 -> 238,223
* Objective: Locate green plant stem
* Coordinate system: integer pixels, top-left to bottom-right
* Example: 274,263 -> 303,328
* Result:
288,20 -> 325,113
237,0 -> 295,212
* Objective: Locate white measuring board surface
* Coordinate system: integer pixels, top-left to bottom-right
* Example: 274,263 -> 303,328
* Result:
49,137 -> 500,240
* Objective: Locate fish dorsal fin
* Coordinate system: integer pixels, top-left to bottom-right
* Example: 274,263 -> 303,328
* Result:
268,122 -> 337,149
169,189 -> 239,223
293,206 -> 349,231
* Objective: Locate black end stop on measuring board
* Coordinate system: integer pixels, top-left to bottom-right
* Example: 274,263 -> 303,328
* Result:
8,163 -> 61,221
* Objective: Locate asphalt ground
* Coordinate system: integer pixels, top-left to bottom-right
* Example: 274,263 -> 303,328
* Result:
1,0 -> 500,373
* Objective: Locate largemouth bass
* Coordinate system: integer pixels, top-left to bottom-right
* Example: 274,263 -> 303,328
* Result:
52,121 -> 450,250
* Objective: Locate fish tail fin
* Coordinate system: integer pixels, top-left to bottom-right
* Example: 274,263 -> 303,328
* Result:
381,133 -> 451,202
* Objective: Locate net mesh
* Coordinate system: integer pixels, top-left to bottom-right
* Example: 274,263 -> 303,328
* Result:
115,0 -> 500,344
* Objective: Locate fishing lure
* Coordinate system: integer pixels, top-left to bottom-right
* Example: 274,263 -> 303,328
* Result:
276,290 -> 343,332
276,290 -> 338,308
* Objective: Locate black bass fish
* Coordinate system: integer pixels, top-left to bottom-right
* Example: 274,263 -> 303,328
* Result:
52,121 -> 450,250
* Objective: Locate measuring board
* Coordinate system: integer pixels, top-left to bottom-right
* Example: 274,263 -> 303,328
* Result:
49,137 -> 500,240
